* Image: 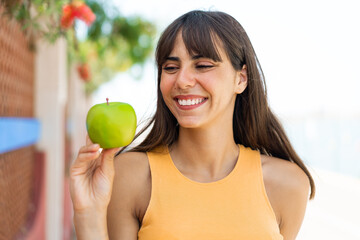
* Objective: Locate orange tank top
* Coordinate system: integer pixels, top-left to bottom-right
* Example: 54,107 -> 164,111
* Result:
138,145 -> 283,240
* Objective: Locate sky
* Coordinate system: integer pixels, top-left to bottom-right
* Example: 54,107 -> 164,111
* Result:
92,0 -> 360,121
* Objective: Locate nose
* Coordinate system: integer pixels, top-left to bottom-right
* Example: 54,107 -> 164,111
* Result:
175,66 -> 196,89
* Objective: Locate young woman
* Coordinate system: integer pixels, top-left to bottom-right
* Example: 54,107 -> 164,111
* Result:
70,10 -> 315,240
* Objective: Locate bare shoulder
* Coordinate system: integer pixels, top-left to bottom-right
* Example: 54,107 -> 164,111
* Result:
261,155 -> 310,194
113,151 -> 150,180
107,151 -> 151,239
261,155 -> 310,239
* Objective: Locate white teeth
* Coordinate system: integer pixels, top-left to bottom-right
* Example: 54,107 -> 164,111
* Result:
178,98 -> 205,106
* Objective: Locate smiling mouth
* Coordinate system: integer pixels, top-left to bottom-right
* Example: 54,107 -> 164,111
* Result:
175,97 -> 208,107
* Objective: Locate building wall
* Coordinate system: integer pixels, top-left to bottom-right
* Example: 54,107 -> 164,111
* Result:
0,7 -> 36,240
0,4 -> 91,239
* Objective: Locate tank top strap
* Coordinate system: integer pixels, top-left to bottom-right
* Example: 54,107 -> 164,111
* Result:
146,145 -> 182,192
146,145 -> 170,172
146,145 -> 175,183
236,144 -> 261,176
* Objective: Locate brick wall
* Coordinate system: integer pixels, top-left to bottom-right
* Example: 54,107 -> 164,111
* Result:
0,6 -> 36,240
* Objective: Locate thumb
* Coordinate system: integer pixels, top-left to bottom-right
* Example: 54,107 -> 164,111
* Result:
103,147 -> 121,161
100,147 -> 121,176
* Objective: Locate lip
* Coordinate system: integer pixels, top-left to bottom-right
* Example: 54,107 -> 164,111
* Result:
174,94 -> 206,100
173,95 -> 208,110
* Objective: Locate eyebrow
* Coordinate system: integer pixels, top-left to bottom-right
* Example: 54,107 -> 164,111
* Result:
165,54 -> 207,62
165,56 -> 180,62
192,54 -> 205,60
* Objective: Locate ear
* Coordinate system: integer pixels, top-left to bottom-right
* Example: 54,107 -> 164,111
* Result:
235,65 -> 248,94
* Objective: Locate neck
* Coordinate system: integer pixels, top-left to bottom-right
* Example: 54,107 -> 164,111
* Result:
171,123 -> 239,180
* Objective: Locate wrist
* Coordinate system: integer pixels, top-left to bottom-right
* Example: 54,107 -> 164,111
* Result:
74,211 -> 108,240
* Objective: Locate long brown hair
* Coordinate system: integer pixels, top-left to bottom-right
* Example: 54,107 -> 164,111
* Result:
121,10 -> 315,199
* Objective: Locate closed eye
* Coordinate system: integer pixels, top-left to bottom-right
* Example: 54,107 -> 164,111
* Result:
196,65 -> 214,69
162,66 -> 179,74
163,66 -> 178,71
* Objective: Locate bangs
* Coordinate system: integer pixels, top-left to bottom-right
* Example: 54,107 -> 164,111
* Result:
156,12 -> 223,67
181,14 -> 222,62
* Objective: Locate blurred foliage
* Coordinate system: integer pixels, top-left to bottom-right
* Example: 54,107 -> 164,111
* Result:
79,0 -> 156,94
0,0 -> 68,45
0,0 -> 156,94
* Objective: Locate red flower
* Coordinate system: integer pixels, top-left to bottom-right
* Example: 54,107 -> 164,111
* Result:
77,63 -> 91,82
76,4 -> 96,25
60,4 -> 74,29
60,1 -> 96,29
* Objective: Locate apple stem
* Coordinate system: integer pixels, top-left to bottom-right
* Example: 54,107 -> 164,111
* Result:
106,98 -> 109,105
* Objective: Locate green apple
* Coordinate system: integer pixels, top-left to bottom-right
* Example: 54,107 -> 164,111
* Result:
86,98 -> 137,149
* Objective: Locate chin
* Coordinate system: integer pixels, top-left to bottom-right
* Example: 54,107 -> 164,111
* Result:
177,119 -> 203,129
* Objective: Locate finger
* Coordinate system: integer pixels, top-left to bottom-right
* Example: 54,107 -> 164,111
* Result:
86,134 -> 94,146
70,151 -> 101,178
103,147 -> 121,162
75,151 -> 101,166
78,143 -> 100,154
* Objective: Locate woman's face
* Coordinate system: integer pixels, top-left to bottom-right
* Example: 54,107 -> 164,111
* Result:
160,33 -> 247,129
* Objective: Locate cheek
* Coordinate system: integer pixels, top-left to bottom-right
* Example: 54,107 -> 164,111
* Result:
160,76 -> 173,99
198,77 -> 218,95
160,80 -> 174,111
160,77 -> 176,113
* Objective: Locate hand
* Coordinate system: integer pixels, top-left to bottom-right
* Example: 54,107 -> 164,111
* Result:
70,135 -> 121,213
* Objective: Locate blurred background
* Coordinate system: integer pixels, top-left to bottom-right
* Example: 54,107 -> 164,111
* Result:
0,0 -> 359,239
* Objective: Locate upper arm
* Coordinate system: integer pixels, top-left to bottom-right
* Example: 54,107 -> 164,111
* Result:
278,165 -> 309,240
107,151 -> 149,240
262,156 -> 310,240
